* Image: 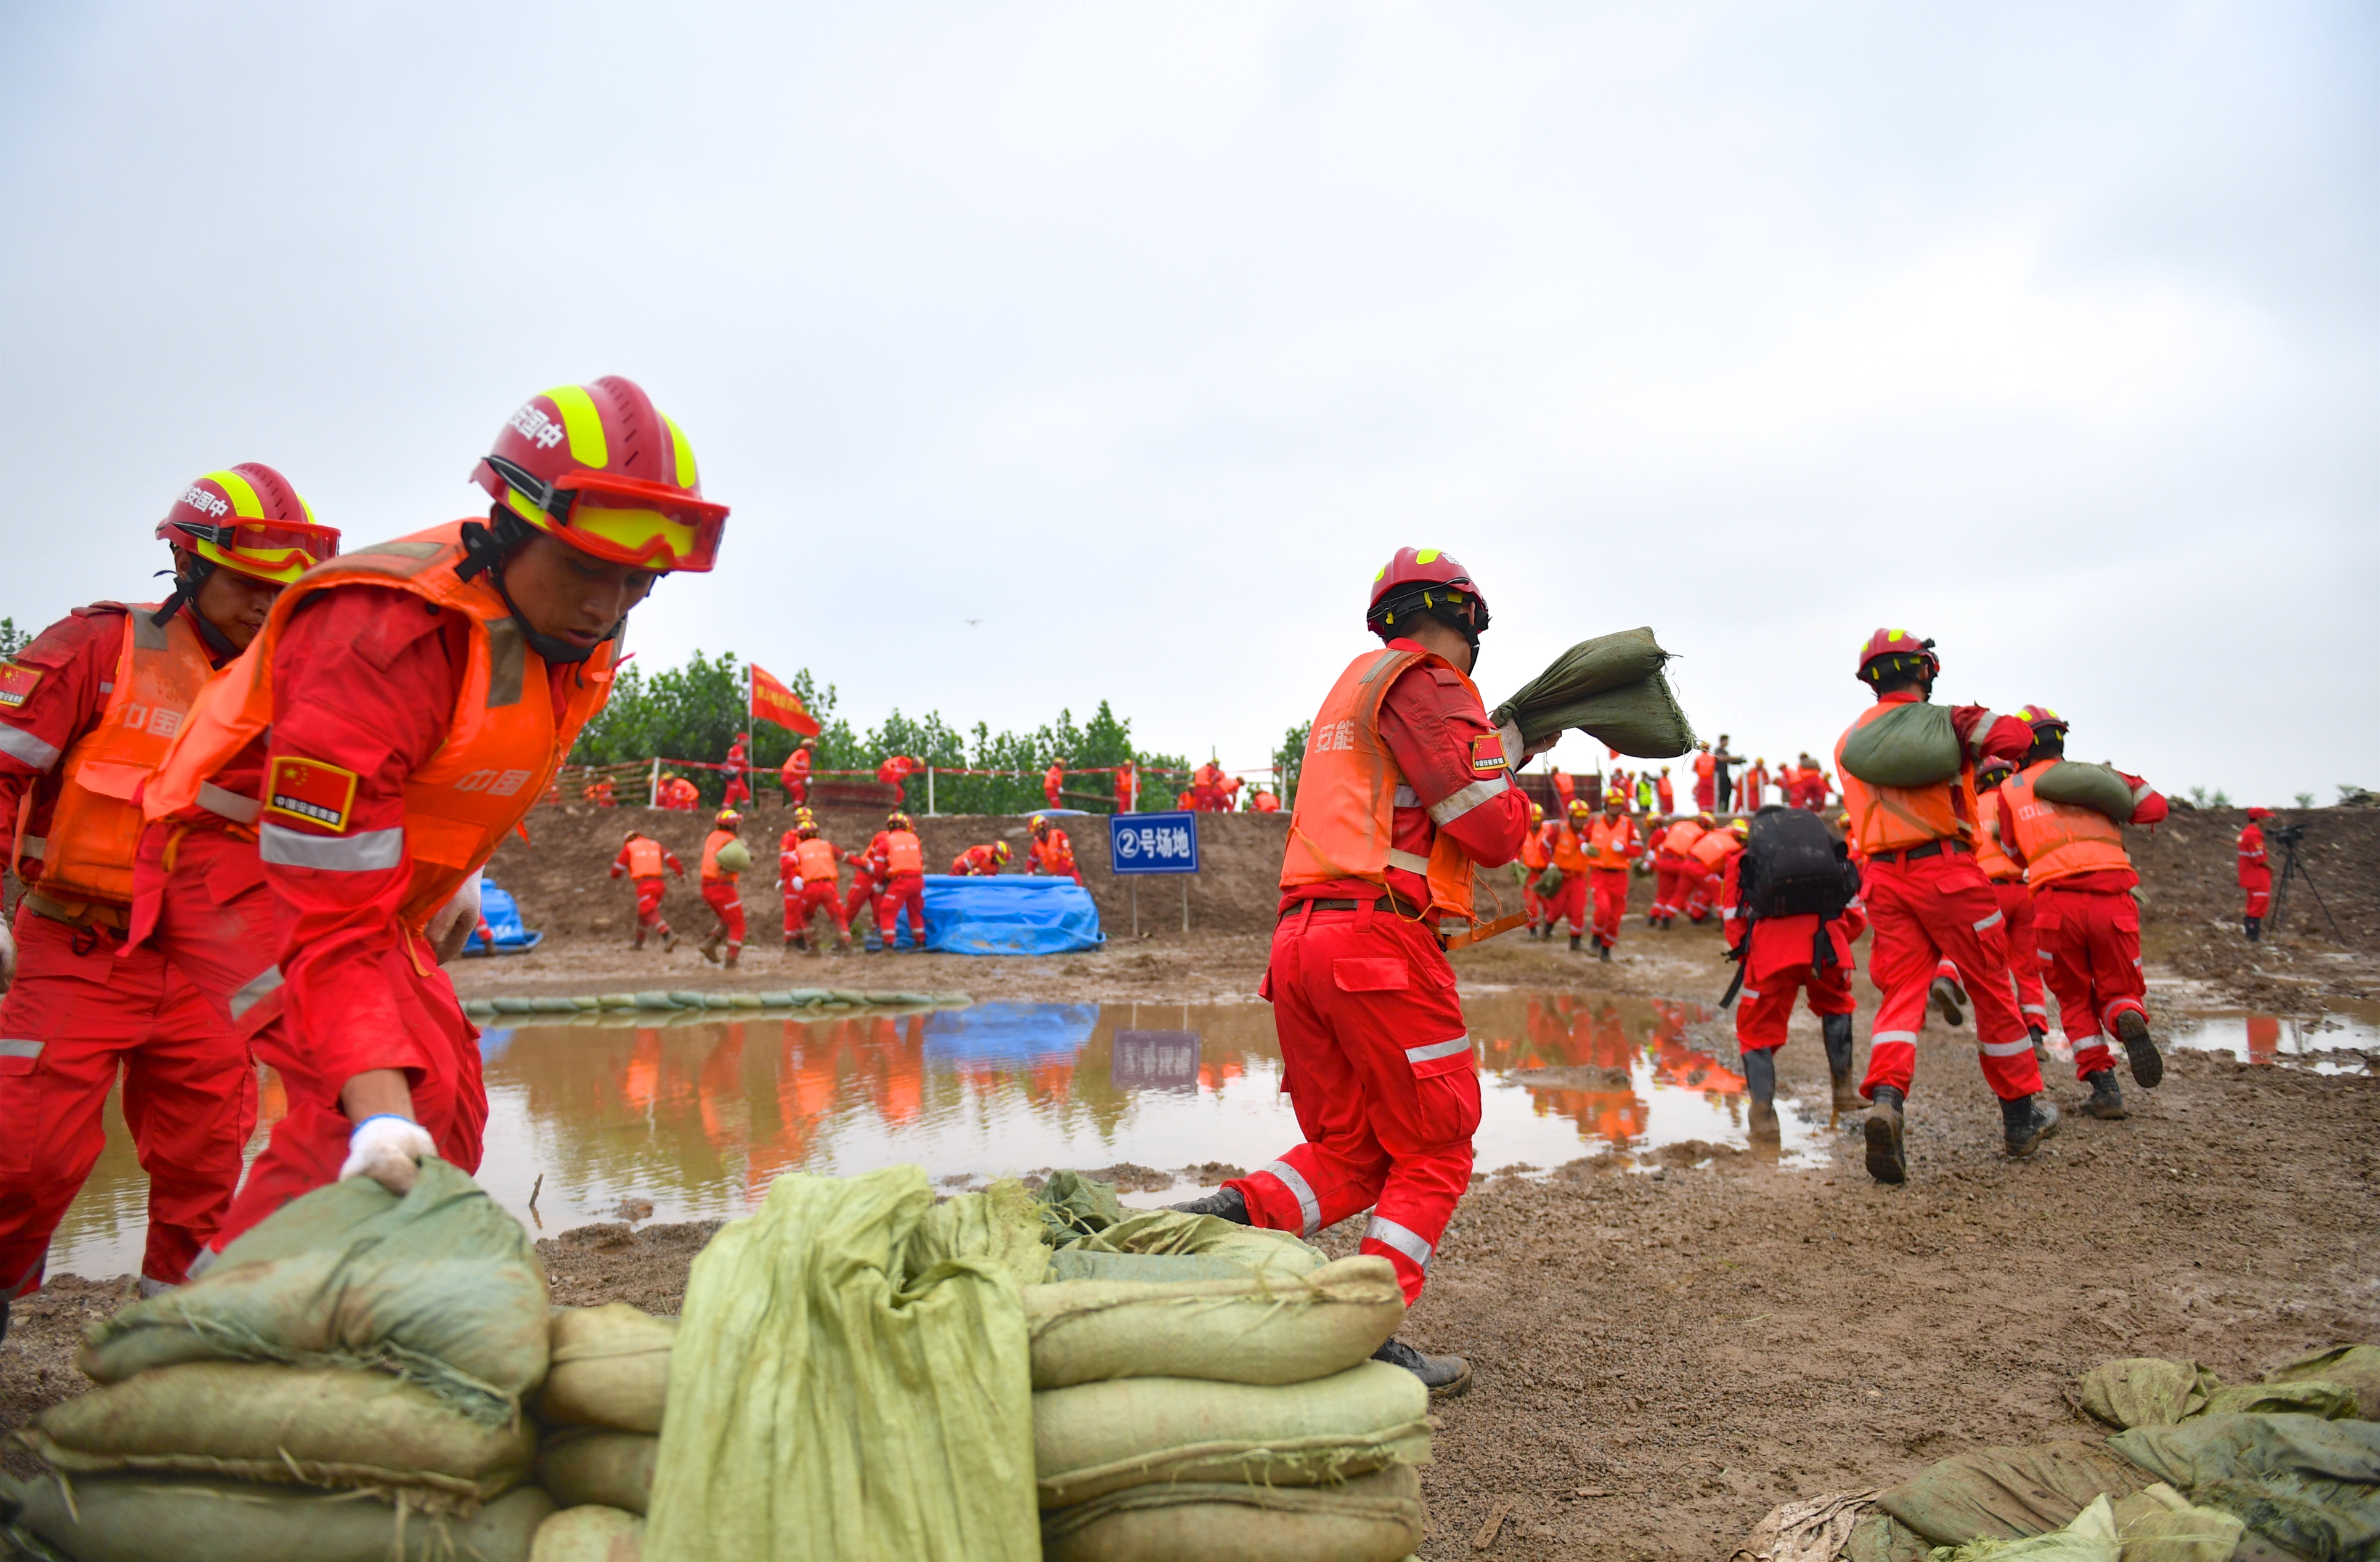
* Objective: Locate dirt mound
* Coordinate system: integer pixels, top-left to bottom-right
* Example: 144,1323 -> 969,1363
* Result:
2130,807 -> 2379,1008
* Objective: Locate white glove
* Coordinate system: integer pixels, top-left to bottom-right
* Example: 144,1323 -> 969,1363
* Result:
0,914 -> 15,993
426,876 -> 483,966
341,1114 -> 437,1195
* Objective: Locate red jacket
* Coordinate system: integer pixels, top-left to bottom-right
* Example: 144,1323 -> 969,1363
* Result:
950,844 -> 1003,876
2237,823 -> 2269,889
609,841 -> 685,880
1720,846 -> 1867,979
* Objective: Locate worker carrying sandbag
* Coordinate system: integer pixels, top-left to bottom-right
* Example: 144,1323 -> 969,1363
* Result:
1580,789 -> 1644,960
698,810 -> 752,966
1970,757 -> 2053,1050
1171,547 -> 1538,1397
783,819 -> 853,953
1724,810 -> 1865,1140
131,377 -> 725,1246
1538,798 -> 1595,949
0,465 -> 338,1338
611,830 -> 685,951
1834,628 -> 2046,1183
1992,706 -> 2169,1121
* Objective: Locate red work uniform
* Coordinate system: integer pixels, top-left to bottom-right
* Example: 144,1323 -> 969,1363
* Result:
1043,762 -> 1064,809
1655,772 -> 1675,813
877,755 -> 919,807
1691,751 -> 1716,812
137,524 -> 614,1250
950,844 -> 1003,876
1584,812 -> 1640,947
1799,768 -> 1833,811
1227,638 -> 1528,1304
1745,765 -> 1769,809
785,836 -> 850,942
720,739 -> 751,808
1722,845 -> 1867,1053
1685,828 -> 1734,921
0,602 -> 251,1298
844,843 -> 886,937
611,835 -> 684,936
1997,762 -> 2167,1082
2237,816 -> 2270,919
876,828 -> 927,948
1030,828 -> 1082,885
1517,819 -> 1551,930
1652,820 -> 1701,925
1971,788 -> 2048,1034
780,747 -> 812,808
1835,694 -> 2039,1103
1541,818 -> 1591,935
699,829 -> 746,952
1252,791 -> 1281,813
1112,763 -> 1136,815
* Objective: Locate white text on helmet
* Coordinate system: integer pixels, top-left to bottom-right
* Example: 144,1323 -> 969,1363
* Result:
507,404 -> 569,451
180,486 -> 230,519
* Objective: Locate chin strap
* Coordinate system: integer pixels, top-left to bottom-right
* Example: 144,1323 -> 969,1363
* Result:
456,509 -> 616,666
150,563 -> 240,658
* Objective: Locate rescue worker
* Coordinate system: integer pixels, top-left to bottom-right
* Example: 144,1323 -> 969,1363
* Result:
843,835 -> 887,952
951,840 -> 1011,876
610,830 -> 686,949
698,810 -> 751,966
1723,811 -> 1865,1131
780,737 -> 815,808
1112,761 -> 1137,815
1252,789 -> 1282,813
1173,547 -> 1533,1396
1651,813 -> 1704,929
783,820 -> 852,953
1690,743 -> 1716,812
1994,706 -> 2168,1120
1028,814 -> 1082,885
877,754 -> 921,808
1712,737 -> 1743,812
1517,802 -> 1551,935
1655,767 -> 1675,814
1542,799 -> 1595,950
875,811 -> 929,951
1682,812 -> 1733,921
136,377 -> 723,1247
720,732 -> 752,809
2238,807 -> 2272,941
1972,757 -> 2052,1054
1191,760 -> 1228,812
1835,629 -> 2045,1183
1043,759 -> 1065,809
1,466 -> 337,1328
582,777 -> 617,807
1744,757 -> 1769,810
1584,790 -> 1641,959
1795,754 -> 1830,811
659,771 -> 699,810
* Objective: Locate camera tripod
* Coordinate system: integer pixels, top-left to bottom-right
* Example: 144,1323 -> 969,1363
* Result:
2267,831 -> 2345,943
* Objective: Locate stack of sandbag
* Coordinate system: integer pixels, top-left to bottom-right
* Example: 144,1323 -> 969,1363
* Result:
523,1303 -> 677,1558
1029,1254 -> 1432,1562
1490,625 -> 1696,760
4,1159 -> 557,1562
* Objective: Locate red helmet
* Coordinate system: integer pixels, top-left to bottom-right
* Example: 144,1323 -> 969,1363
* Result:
2015,704 -> 2069,737
887,811 -> 913,832
1366,548 -> 1490,638
157,464 -> 340,585
715,809 -> 743,829
1855,628 -> 1939,685
471,377 -> 726,572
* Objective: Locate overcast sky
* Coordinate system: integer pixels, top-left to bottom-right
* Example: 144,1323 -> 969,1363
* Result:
4,2 -> 2373,804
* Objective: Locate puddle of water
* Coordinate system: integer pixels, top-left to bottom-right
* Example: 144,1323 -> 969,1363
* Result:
2160,1004 -> 2379,1073
44,990 -> 1828,1278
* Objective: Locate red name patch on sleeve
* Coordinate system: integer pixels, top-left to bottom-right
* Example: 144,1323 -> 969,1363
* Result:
0,662 -> 44,710
264,757 -> 361,834
1469,734 -> 1509,774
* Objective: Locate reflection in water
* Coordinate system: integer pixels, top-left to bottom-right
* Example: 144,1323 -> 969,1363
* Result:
49,989 -> 1820,1277
2164,1007 -> 2378,1072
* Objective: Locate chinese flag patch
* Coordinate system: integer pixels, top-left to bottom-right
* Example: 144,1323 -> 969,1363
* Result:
264,756 -> 361,834
1469,733 -> 1510,774
0,662 -> 43,710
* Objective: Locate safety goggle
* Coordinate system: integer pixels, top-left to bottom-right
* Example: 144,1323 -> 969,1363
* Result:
179,520 -> 341,584
484,454 -> 727,572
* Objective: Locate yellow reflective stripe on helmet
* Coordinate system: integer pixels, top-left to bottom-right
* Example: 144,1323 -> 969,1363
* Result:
206,469 -> 266,519
664,414 -> 697,489
543,384 -> 610,469
1415,548 -> 1440,564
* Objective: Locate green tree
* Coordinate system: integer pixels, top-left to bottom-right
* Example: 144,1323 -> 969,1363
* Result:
1273,722 -> 1311,810
0,618 -> 28,659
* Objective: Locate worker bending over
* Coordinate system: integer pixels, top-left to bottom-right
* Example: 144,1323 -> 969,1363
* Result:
1028,815 -> 1082,885
1650,814 -> 1703,929
782,820 -> 852,953
698,810 -> 751,966
611,830 -> 685,950
951,840 -> 1011,876
780,738 -> 815,808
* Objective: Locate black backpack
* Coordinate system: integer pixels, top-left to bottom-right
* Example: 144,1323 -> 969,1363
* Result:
1740,805 -> 1859,921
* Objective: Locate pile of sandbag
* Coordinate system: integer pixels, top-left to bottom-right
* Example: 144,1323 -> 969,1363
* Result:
523,1303 -> 677,1558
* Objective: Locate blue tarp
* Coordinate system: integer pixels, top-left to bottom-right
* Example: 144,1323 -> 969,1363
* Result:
462,874 -> 543,956
921,1002 -> 1101,1068
894,874 -> 1105,956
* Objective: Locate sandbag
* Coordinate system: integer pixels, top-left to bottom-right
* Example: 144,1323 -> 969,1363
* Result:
1040,1462 -> 1425,1562
534,1306 -> 677,1433
2268,1346 -> 2380,1419
539,1427 -> 656,1515
1874,1439 -> 2153,1544
78,1158 -> 548,1423
2109,1412 -> 2380,1561
531,1503 -> 645,1561
2203,1380 -> 2361,1421
1033,1359 -> 1431,1508
1838,701 -> 1960,788
1046,1250 -> 1286,1285
1027,1255 -> 1402,1390
905,1176 -> 1051,1291
1059,1211 -> 1327,1279
1928,1493 -> 2121,1562
1533,865 -> 1565,899
1491,627 -> 1697,757
2109,1484 -> 2246,1562
2,1471 -> 552,1562
2032,761 -> 2140,824
23,1362 -> 536,1504
2080,1359 -> 2221,1430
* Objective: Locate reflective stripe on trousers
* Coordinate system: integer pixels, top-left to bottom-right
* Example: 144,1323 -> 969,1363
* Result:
1365,1214 -> 1434,1272
1258,1160 -> 1322,1238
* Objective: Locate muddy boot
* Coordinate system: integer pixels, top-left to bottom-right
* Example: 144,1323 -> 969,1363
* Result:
1864,1086 -> 1907,1185
1168,1186 -> 1250,1224
2002,1094 -> 2061,1157
2114,1010 -> 2162,1089
2029,1025 -> 2049,1065
661,927 -> 679,953
1742,1046 -> 1780,1149
835,934 -> 853,954
1569,934 -> 1583,953
1822,1012 -> 1862,1113
1372,1336 -> 1472,1397
2081,1069 -> 2127,1120
698,932 -> 722,965
634,925 -> 648,951
1929,976 -> 1966,1028
724,943 -> 742,970
2243,915 -> 2260,942
1598,938 -> 1612,962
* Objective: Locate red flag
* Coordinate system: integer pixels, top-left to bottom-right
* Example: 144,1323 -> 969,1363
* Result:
749,662 -> 821,736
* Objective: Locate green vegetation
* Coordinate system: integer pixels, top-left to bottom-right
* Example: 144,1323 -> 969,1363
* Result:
0,618 -> 27,658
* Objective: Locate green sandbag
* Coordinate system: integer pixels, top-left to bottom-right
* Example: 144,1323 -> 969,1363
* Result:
2,1473 -> 552,1562
2109,1484 -> 2248,1562
531,1505 -> 645,1561
1874,1439 -> 2153,1544
783,988 -> 831,1005
666,991 -> 707,1008
532,998 -> 580,1015
1533,866 -> 1564,899
1040,1462 -> 1426,1562
2109,1412 -> 2380,1561
571,996 -> 601,1011
1027,1255 -> 1404,1390
1489,627 -> 1697,758
2203,1380 -> 2360,1420
1061,1211 -> 1327,1279
2268,1346 -> 2380,1419
538,1427 -> 656,1515
599,995 -> 638,1010
2080,1358 -> 2220,1429
77,1159 -> 548,1423
1838,701 -> 1960,788
905,1178 -> 1051,1291
1047,1251 -> 1269,1285
754,991 -> 796,1007
494,998 -> 539,1015
1037,1171 -> 1127,1242
533,1305 -> 677,1433
2032,761 -> 2139,824
1927,1493 -> 2121,1562
712,839 -> 752,875
24,1363 -> 534,1503
1032,1360 -> 1432,1508
634,992 -> 679,1011
702,994 -> 735,1010
641,1167 -> 1040,1562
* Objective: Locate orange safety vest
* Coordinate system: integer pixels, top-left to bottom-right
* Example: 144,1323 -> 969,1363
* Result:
1833,700 -> 1975,857
1585,815 -> 1636,871
1033,830 -> 1074,871
16,605 -> 215,907
1547,823 -> 1589,873
884,829 -> 924,876
145,523 -> 615,932
624,836 -> 666,879
1279,646 -> 1490,924
1692,752 -> 1715,780
1661,820 -> 1707,861
1973,788 -> 2023,883
701,829 -> 740,882
1688,829 -> 1735,871
794,837 -> 839,882
1518,828 -> 1549,871
2000,760 -> 2129,888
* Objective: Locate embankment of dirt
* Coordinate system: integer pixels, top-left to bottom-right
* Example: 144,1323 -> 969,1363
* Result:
2131,805 -> 2380,1007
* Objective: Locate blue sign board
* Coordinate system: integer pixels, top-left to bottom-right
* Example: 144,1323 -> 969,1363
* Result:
1109,810 -> 1200,875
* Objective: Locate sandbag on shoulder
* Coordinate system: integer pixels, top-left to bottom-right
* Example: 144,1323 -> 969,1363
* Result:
2031,761 -> 2141,824
77,1159 -> 548,1423
1058,1211 -> 1327,1279
2,1471 -> 552,1562
1040,1462 -> 1426,1562
1490,627 -> 1696,759
1033,1359 -> 1431,1508
530,1503 -> 645,1561
538,1426 -> 656,1515
532,1305 -> 677,1433
1026,1255 -> 1404,1389
1838,701 -> 1961,788
21,1362 -> 535,1505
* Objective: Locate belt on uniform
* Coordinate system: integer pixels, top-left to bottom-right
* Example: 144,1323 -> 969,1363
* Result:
1872,839 -> 1970,865
1281,893 -> 1425,922
23,891 -> 129,932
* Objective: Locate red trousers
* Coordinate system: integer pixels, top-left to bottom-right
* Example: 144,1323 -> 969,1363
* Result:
633,876 -> 670,931
1693,778 -> 1716,811
1683,871 -> 1718,922
844,879 -> 881,932
0,908 -> 254,1294
1735,952 -> 1856,1051
128,824 -> 277,1031
2241,868 -> 2270,918
1860,849 -> 2042,1102
1544,873 -> 1587,935
1995,881 -> 2047,1028
1522,882 -> 1546,927
1652,859 -> 1689,920
1229,902 -> 1479,1303
2032,884 -> 2148,1080
722,777 -> 751,808
701,882 -> 746,946
1591,868 -> 1630,945
783,776 -> 809,807
877,873 -> 927,948
786,882 -> 849,938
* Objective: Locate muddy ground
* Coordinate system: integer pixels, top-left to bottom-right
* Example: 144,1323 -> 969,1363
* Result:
6,803 -> 2376,1556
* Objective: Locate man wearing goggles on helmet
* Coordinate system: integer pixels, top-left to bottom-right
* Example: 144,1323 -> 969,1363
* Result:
133,378 -> 724,1249
0,466 -> 337,1336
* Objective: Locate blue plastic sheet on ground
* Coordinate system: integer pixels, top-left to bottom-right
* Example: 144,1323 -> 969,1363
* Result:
462,874 -> 543,955
895,874 -> 1105,956
922,1002 -> 1101,1069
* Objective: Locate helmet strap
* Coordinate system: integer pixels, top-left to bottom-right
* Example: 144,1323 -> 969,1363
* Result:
152,558 -> 240,658
462,507 -> 617,667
